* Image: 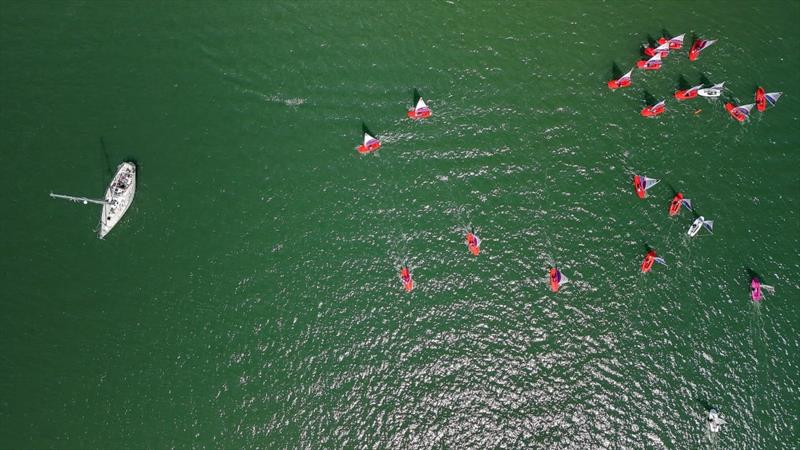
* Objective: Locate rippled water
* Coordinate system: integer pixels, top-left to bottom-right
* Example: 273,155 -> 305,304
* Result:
1,1 -> 798,448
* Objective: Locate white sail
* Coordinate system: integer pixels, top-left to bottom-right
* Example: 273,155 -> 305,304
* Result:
736,103 -> 755,115
670,33 -> 685,45
558,272 -> 569,286
652,100 -> 666,109
765,92 -> 782,106
654,257 -> 666,266
698,39 -> 716,51
620,69 -> 633,81
687,84 -> 704,93
655,42 -> 670,52
415,97 -> 428,111
761,284 -> 775,294
363,132 -> 377,146
643,176 -> 660,190
648,53 -> 662,63
682,199 -> 693,211
703,220 -> 714,233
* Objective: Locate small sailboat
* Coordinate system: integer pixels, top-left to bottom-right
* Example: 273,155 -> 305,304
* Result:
607,68 -> 633,90
724,103 -> 754,122
465,231 -> 481,256
689,38 -> 716,61
668,192 -> 693,216
698,82 -> 725,98
641,100 -> 666,117
674,84 -> 704,101
750,277 -> 775,302
357,131 -> 381,154
549,267 -> 569,292
641,249 -> 666,273
687,216 -> 713,237
708,409 -> 726,433
636,52 -> 663,70
50,161 -> 136,239
644,41 -> 671,58
400,266 -> 414,292
658,33 -> 685,49
755,88 -> 782,112
407,97 -> 431,119
633,175 -> 660,199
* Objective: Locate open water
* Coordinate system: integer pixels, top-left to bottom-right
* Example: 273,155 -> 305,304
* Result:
1,1 -> 799,448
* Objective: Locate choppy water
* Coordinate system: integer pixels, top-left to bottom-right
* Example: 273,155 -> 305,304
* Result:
1,1 -> 799,448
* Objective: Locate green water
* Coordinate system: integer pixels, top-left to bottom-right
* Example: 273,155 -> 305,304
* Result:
2,1 -> 799,448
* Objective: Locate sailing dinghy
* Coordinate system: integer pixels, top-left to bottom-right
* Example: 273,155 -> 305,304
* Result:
50,161 -> 136,239
755,88 -> 782,112
687,216 -> 713,237
357,131 -> 381,154
407,97 -> 431,119
607,68 -> 633,90
644,42 -> 670,58
689,38 -> 716,61
724,103 -> 754,122
658,33 -> 685,49
633,175 -> 660,199
641,100 -> 666,117
698,82 -> 725,98
674,84 -> 704,101
549,267 -> 568,292
636,52 -> 662,70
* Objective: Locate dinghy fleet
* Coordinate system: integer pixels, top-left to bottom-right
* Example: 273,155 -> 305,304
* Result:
48,31 -> 782,311
607,33 -> 783,121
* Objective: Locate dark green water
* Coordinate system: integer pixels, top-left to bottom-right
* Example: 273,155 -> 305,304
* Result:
2,1 -> 799,448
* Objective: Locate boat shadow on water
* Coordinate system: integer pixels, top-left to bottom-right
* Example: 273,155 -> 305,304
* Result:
642,90 -> 658,107
610,62 -> 623,80
676,74 -> 691,91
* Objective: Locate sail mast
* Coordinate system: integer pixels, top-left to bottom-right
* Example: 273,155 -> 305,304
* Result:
50,193 -> 107,205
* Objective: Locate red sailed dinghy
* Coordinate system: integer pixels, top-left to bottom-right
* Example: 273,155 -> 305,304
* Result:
357,131 -> 381,154
668,192 -> 693,216
658,33 -> 685,50
641,250 -> 666,273
633,175 -> 660,199
641,100 -> 666,117
674,84 -> 703,101
407,97 -> 431,119
644,42 -> 670,58
608,68 -> 633,90
549,267 -> 568,292
755,88 -> 782,112
724,103 -> 754,122
465,232 -> 481,256
637,53 -> 662,70
689,38 -> 716,61
400,266 -> 414,292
